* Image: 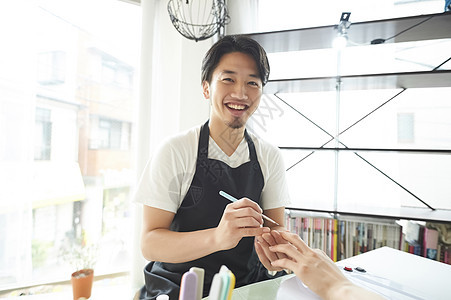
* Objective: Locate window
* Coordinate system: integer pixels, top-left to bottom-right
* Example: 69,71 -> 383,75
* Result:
247,0 -> 451,217
37,51 -> 66,85
0,0 -> 141,291
398,113 -> 415,143
89,117 -> 131,150
99,119 -> 121,149
34,108 -> 52,160
101,60 -> 133,88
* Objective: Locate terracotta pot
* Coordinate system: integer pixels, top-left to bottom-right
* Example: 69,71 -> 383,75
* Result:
71,268 -> 94,300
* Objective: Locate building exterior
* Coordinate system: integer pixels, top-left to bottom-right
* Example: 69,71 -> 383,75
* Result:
0,8 -> 137,287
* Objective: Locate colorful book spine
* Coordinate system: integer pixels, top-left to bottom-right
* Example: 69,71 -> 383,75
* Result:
285,214 -> 402,261
333,219 -> 338,262
423,227 -> 439,260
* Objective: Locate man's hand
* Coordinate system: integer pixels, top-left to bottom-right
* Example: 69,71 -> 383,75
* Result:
214,198 -> 270,251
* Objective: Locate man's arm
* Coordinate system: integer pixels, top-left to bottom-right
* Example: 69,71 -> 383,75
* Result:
263,206 -> 286,231
141,198 -> 271,263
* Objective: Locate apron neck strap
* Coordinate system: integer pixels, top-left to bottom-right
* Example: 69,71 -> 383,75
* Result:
198,120 -> 257,161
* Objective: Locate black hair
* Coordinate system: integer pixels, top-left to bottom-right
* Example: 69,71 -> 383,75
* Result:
201,35 -> 270,86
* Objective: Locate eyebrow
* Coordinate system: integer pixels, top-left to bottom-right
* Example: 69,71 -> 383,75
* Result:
221,70 -> 260,80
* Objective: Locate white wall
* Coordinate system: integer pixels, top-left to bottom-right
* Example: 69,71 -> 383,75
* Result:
132,0 -> 212,291
225,0 -> 260,34
140,0 -> 211,155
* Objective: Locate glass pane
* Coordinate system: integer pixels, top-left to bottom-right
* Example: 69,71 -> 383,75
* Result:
248,93 -> 336,147
250,0 -> 451,223
0,0 -> 141,290
339,87 -> 451,150
257,0 -> 443,32
282,150 -> 336,211
337,151 -> 451,211
268,39 -> 451,81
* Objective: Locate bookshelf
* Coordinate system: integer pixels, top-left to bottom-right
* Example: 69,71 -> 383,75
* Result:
244,12 -> 451,264
285,209 -> 451,265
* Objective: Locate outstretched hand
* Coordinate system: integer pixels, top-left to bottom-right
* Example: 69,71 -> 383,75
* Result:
269,231 -> 348,298
268,231 -> 384,300
255,230 -> 289,272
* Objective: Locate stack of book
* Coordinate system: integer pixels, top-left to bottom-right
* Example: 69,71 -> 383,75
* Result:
285,213 -> 451,265
400,221 -> 451,264
438,244 -> 451,264
285,213 -> 401,262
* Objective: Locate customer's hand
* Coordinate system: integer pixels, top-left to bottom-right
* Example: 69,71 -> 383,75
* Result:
269,231 -> 350,299
269,231 -> 385,300
255,230 -> 289,272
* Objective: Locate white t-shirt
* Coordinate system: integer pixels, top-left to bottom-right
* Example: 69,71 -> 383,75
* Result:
134,125 -> 291,213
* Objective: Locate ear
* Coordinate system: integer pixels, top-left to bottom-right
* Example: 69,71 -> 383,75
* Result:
202,81 -> 210,99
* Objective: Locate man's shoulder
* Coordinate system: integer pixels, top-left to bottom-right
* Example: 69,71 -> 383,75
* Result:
167,125 -> 199,145
155,124 -> 200,155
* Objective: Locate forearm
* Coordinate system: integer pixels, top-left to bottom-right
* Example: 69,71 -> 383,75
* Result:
263,207 -> 286,231
141,227 -> 220,263
141,199 -> 269,263
329,282 -> 385,300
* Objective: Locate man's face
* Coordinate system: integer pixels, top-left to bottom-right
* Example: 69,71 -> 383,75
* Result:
203,51 -> 263,130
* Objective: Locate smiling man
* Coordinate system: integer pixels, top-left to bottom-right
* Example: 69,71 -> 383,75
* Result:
204,51 -> 262,155
134,35 -> 291,300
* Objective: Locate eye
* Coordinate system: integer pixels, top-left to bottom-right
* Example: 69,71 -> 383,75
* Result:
248,81 -> 260,87
222,77 -> 234,83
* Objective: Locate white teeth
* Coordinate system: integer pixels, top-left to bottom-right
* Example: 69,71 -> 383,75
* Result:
227,103 -> 246,110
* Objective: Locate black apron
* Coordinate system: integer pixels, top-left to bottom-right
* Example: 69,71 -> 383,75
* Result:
140,121 -> 279,300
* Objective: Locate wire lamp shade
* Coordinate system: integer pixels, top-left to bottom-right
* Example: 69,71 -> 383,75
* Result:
167,0 -> 230,42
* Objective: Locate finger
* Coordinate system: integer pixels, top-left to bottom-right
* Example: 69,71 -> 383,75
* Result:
271,230 -> 289,246
271,257 -> 297,273
260,233 -> 280,262
254,239 -> 272,268
223,207 -> 263,227
232,215 -> 263,228
255,237 -> 284,272
268,231 -> 289,260
262,232 -> 277,246
232,198 -> 263,214
269,243 -> 301,262
227,205 -> 264,224
240,227 -> 270,237
279,231 -> 309,253
262,232 -> 287,261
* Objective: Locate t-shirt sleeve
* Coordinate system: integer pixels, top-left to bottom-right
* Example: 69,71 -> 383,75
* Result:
133,140 -> 185,213
260,144 -> 291,210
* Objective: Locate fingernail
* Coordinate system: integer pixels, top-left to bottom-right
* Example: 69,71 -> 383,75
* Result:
263,227 -> 270,233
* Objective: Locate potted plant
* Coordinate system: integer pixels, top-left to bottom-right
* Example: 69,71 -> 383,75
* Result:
71,268 -> 94,300
60,231 -> 97,300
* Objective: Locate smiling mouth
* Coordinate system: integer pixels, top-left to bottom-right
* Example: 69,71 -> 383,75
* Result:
226,103 -> 248,111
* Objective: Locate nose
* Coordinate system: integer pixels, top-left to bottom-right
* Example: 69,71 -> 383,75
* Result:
230,82 -> 248,100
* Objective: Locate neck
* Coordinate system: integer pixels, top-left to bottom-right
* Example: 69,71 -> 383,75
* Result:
209,118 -> 245,156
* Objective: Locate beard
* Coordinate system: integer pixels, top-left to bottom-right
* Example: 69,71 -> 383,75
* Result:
225,116 -> 245,129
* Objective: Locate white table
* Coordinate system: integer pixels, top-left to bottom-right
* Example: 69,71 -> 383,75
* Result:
5,284 -> 134,300
224,247 -> 451,300
336,246 -> 451,300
